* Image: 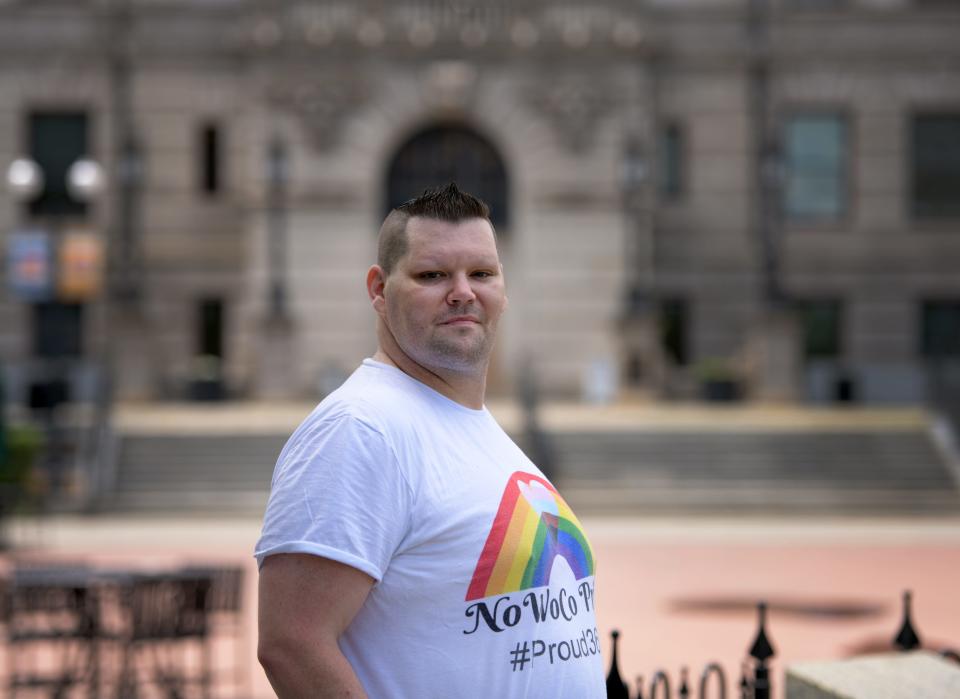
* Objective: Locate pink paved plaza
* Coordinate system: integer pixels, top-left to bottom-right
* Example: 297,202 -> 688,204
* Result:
3,515 -> 958,698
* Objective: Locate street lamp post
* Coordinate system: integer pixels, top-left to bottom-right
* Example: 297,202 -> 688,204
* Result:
743,0 -> 802,402
266,135 -> 290,320
111,136 -> 144,304
619,136 -> 665,395
5,155 -> 105,500
253,133 -> 298,399
6,155 -> 105,225
747,0 -> 785,310
621,137 -> 656,310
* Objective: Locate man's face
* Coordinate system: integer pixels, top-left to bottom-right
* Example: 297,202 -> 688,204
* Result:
374,216 -> 507,375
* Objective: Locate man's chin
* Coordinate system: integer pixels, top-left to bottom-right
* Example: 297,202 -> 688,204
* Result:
422,341 -> 491,373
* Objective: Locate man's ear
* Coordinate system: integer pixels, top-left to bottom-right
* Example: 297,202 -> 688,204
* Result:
367,265 -> 387,312
500,264 -> 508,312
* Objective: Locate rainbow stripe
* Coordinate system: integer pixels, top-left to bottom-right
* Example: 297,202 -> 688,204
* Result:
466,472 -> 595,601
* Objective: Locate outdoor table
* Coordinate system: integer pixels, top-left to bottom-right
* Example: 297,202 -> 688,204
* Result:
3,562 -> 217,699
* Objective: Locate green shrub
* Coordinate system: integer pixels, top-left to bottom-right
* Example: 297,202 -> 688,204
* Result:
0,423 -> 43,490
692,357 -> 739,383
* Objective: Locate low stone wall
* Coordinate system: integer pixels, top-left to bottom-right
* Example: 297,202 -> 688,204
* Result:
786,651 -> 960,698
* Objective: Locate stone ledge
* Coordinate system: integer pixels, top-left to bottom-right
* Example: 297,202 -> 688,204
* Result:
786,651 -> 960,699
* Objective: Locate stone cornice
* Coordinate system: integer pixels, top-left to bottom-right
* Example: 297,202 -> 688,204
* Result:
0,1 -> 657,62
237,1 -> 657,61
0,0 -> 958,65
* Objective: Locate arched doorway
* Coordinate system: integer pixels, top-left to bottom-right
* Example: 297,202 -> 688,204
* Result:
384,124 -> 509,229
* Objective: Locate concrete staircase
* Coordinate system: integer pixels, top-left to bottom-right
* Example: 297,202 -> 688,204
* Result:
110,433 -> 287,513
105,405 -> 960,516
552,430 -> 960,515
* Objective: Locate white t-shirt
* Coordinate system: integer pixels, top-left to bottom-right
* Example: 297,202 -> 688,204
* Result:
255,359 -> 605,698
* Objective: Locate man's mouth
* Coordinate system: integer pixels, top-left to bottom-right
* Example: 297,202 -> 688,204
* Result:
441,316 -> 481,325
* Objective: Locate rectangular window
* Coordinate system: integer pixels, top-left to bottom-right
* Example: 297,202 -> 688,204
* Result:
197,297 -> 224,359
797,298 -> 843,359
28,111 -> 89,218
199,122 -> 222,196
911,114 -> 960,219
658,122 -> 683,201
32,302 -> 84,358
920,300 -> 960,358
783,114 -> 848,222
659,297 -> 689,366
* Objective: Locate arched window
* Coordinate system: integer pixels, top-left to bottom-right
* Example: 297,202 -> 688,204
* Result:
384,124 -> 509,230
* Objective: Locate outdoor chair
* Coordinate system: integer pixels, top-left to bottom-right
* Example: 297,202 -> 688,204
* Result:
3,565 -> 100,699
116,572 -> 213,699
180,565 -> 246,698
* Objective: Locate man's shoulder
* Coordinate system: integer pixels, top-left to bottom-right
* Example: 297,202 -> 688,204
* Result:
304,361 -> 426,433
279,389 -> 401,468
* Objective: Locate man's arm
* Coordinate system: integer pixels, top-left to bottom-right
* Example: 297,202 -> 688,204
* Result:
258,553 -> 375,698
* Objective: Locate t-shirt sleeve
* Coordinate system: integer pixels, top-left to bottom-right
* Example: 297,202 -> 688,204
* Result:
253,413 -> 413,582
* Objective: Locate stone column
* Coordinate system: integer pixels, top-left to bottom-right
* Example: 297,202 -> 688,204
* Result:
745,309 -> 802,402
254,315 -> 299,400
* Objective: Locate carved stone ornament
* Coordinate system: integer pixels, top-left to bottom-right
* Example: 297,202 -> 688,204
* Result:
423,60 -> 478,112
526,74 -> 616,154
266,73 -> 369,153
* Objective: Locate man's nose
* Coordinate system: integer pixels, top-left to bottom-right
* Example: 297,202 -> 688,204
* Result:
447,272 -> 477,304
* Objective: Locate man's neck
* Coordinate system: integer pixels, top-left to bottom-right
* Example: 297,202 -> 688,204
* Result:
372,344 -> 488,410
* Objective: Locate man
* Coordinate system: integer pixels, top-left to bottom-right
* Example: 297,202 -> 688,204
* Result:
256,183 -> 604,698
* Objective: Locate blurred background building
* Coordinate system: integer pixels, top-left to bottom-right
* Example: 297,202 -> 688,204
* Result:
1,0 -> 958,410
1,7 -> 958,697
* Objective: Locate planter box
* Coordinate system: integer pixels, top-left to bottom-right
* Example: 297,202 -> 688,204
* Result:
701,379 -> 741,402
189,378 -> 226,402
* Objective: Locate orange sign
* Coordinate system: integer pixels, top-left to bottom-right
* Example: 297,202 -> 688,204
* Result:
58,231 -> 104,301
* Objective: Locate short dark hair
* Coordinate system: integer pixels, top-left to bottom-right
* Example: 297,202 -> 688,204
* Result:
377,183 -> 493,274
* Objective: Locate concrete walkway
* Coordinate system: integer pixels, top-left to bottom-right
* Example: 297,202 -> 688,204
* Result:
3,513 -> 959,699
113,400 -> 933,436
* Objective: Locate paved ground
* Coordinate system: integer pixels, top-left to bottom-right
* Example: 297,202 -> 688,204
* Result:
3,513 -> 958,699
8,400 -> 956,696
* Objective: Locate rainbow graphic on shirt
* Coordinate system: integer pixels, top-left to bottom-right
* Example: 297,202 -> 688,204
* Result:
465,471 -> 595,601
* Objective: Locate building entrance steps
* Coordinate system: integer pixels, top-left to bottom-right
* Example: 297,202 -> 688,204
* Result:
107,402 -> 960,516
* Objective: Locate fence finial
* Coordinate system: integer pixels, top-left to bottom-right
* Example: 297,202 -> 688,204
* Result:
748,601 -> 776,699
893,589 -> 921,651
606,629 -> 630,699
738,662 -> 750,699
749,601 -> 775,662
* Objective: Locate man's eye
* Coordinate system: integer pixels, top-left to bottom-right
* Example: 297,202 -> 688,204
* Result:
472,271 -> 493,279
419,272 -> 443,280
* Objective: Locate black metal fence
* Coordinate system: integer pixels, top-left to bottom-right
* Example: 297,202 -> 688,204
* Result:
605,590 -> 959,699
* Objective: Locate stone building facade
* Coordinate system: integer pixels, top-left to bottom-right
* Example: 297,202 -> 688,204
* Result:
1,0 -> 958,405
